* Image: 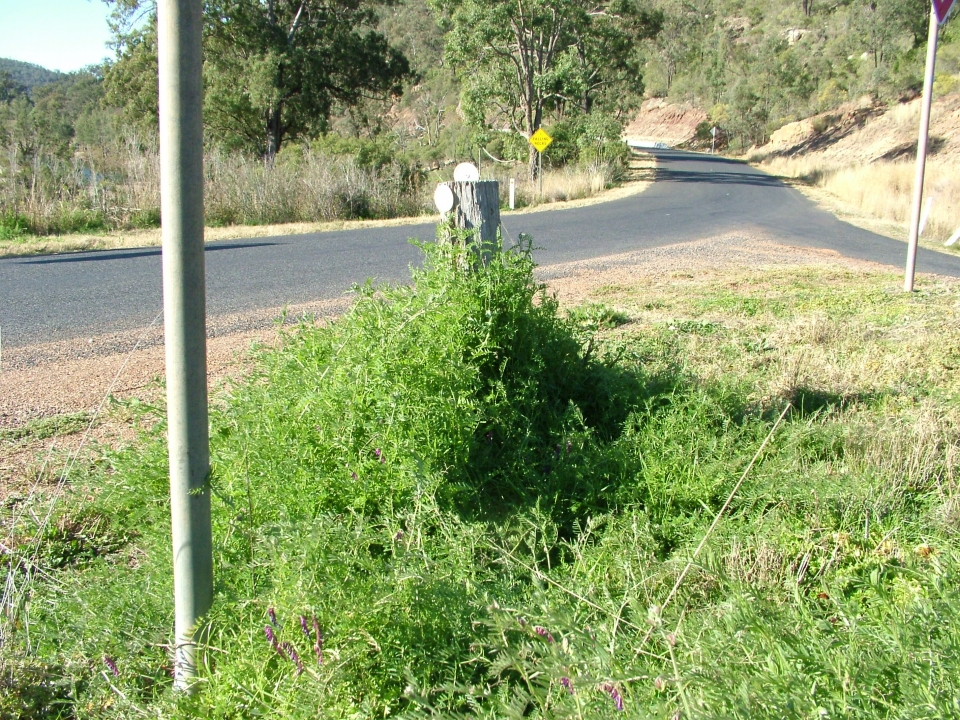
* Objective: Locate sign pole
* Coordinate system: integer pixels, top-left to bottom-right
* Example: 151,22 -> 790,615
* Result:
158,0 -> 213,692
538,151 -> 543,199
904,6 -> 941,292
528,128 -> 553,202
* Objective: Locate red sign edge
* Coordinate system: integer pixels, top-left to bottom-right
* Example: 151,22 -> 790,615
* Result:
934,0 -> 955,24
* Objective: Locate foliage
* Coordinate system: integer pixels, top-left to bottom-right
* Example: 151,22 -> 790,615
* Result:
0,58 -> 61,93
0,212 -> 29,241
102,21 -> 159,133
104,0 -> 412,157
0,67 -> 121,237
643,0 -> 957,149
5,241 -> 960,717
433,0 -> 660,175
0,71 -> 24,105
0,59 -> 430,237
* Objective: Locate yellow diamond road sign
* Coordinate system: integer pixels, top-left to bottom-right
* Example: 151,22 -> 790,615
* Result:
529,128 -> 553,153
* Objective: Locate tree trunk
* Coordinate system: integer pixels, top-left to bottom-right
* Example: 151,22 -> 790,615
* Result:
526,103 -> 542,181
266,105 -> 283,161
442,180 -> 501,247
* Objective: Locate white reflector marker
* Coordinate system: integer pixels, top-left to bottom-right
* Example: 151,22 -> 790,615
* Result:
453,162 -> 480,182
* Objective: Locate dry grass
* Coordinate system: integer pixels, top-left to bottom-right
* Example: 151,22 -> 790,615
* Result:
203,149 -> 426,226
483,163 -> 614,206
0,156 -> 653,257
577,261 -> 960,544
760,155 -> 960,245
0,139 -> 428,243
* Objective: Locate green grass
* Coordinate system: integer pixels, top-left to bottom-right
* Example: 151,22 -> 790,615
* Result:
0,413 -> 93,443
2,238 -> 959,718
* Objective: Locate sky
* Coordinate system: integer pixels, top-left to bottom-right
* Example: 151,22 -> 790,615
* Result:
0,0 -> 114,73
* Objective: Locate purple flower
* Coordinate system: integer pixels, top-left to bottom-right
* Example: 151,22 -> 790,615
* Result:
394,530 -> 405,541
375,448 -> 384,463
300,615 -> 311,640
351,472 -> 358,480
534,626 -> 555,643
267,607 -> 278,627
281,642 -> 304,674
313,616 -> 324,665
103,656 -> 119,677
561,676 -> 574,694
265,625 -> 287,659
601,683 -> 624,712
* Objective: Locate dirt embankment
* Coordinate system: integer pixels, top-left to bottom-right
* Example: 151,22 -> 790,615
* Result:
622,89 -> 960,163
623,98 -> 707,147
756,92 -> 960,164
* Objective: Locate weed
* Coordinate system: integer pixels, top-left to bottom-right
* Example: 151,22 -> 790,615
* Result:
0,211 -> 30,241
3,244 -> 959,718
568,303 -> 631,331
0,412 -> 92,443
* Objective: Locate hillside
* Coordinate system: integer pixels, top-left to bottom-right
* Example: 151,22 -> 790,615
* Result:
746,90 -> 960,243
757,91 -> 960,163
3,0 -> 957,244
640,0 -> 960,150
0,58 -> 61,92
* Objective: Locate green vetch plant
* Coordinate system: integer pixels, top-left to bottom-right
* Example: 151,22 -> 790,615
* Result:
4,237 -> 960,718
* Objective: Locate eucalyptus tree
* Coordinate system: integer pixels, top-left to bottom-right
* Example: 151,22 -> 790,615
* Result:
433,0 -> 660,177
0,72 -> 21,104
103,0 -> 411,158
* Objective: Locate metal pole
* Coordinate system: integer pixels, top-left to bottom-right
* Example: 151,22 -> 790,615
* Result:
509,178 -> 515,210
158,0 -> 213,692
904,7 -> 940,292
538,151 -> 543,199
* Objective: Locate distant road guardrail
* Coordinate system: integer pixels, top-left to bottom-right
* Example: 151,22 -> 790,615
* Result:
627,140 -> 671,149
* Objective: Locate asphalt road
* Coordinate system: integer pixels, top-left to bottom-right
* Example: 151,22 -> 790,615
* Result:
3,148 -> 958,349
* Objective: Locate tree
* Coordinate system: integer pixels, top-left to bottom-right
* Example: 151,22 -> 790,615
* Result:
205,0 -> 411,157
103,19 -> 159,132
103,0 -> 411,157
0,71 -> 23,104
433,0 -> 660,177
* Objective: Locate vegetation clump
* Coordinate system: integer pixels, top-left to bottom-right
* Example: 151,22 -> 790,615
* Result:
3,239 -> 960,718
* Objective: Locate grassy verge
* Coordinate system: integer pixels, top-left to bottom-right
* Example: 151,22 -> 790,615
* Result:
3,237 -> 959,718
0,158 -> 653,259
751,155 -> 960,253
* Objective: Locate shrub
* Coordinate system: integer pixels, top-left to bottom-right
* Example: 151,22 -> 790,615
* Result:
0,211 -> 30,240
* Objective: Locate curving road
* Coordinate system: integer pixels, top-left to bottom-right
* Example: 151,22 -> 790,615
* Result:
2,148 -> 958,349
